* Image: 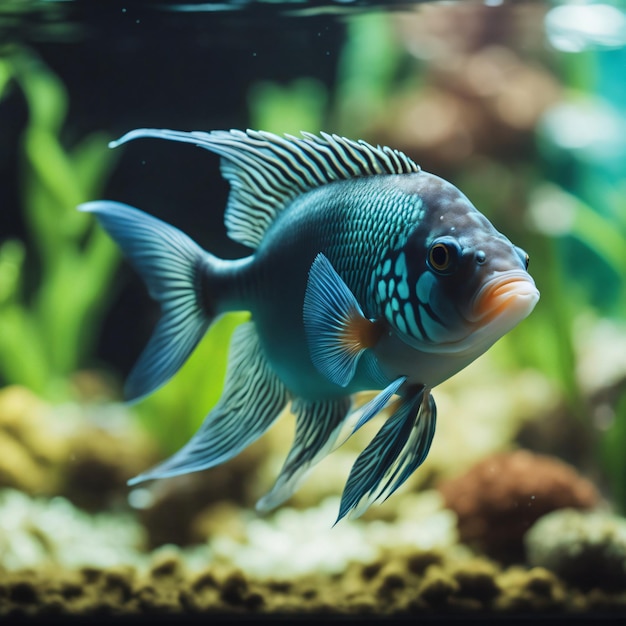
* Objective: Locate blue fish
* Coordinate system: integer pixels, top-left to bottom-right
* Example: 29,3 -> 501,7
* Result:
80,129 -> 539,522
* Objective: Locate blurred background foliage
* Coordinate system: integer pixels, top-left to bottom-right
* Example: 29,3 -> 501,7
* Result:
0,50 -> 118,399
0,3 -> 625,507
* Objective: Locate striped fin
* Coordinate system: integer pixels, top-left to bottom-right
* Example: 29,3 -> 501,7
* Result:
336,388 -> 437,523
304,253 -> 384,388
128,322 -> 289,485
351,376 -> 407,434
256,396 -> 351,513
79,201 -> 211,402
324,376 -> 407,465
110,128 -> 421,249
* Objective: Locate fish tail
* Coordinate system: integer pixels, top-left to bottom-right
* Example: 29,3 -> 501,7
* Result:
79,201 -> 218,402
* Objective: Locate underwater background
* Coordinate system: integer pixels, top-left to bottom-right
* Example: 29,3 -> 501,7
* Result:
0,0 -> 625,621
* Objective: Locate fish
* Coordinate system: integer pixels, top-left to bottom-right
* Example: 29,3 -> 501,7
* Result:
79,129 -> 539,522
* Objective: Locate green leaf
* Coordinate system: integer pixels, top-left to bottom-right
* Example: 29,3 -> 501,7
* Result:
23,128 -> 84,212
334,13 -> 403,134
70,132 -> 117,198
0,307 -> 48,391
0,240 -> 24,305
12,52 -> 67,132
570,200 -> 626,278
248,78 -> 327,135
600,391 -> 626,514
0,50 -> 122,396
0,58 -> 13,101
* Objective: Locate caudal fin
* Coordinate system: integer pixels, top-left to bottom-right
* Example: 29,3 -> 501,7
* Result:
79,201 -> 213,402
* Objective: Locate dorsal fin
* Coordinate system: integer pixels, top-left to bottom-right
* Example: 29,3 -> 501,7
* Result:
110,129 -> 421,249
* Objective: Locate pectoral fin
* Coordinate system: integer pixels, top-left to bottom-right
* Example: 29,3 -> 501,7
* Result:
303,253 -> 383,387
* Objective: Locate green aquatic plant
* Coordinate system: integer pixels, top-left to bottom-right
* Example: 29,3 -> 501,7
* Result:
0,50 -> 119,397
474,182 -> 626,513
0,51 -> 245,456
492,230 -> 583,418
248,78 -> 327,135
331,12 -> 407,135
247,12 -> 405,136
534,41 -> 626,506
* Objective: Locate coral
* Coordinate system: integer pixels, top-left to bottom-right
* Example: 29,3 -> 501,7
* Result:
525,509 -> 626,591
62,408 -> 158,512
495,566 -> 566,612
437,450 -> 600,561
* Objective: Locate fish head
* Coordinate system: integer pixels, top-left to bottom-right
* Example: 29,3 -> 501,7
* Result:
376,173 -> 539,359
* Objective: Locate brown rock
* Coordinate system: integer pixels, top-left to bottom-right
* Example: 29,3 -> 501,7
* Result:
437,450 -> 600,561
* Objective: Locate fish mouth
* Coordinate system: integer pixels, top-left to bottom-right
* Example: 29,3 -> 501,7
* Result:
470,270 -> 540,325
392,270 -> 539,357
424,270 -> 539,356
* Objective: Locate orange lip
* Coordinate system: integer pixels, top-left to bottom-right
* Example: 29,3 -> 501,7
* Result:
472,271 -> 540,323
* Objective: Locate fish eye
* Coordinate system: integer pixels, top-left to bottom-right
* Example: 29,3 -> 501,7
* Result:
427,238 -> 459,275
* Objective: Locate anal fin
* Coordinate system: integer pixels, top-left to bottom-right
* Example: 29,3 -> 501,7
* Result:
128,322 -> 288,485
